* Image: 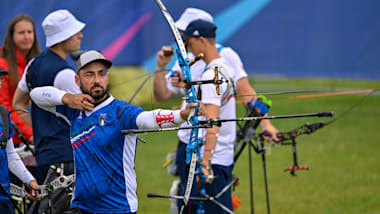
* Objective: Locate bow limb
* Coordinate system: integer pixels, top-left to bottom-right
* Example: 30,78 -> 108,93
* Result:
154,0 -> 202,212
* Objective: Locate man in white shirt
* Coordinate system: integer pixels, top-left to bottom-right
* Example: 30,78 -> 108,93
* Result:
12,9 -> 85,213
154,8 -> 278,160
12,9 -> 84,178
154,8 -> 278,213
164,18 -> 237,213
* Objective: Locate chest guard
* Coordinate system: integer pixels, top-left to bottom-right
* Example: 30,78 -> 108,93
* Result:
197,65 -> 235,106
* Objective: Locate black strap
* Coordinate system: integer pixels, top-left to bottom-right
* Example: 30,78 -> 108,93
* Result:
0,104 -> 10,149
26,63 -> 33,92
25,58 -> 37,92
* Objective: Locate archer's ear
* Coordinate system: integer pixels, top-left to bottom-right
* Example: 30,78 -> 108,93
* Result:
199,37 -> 212,48
75,74 -> 80,87
199,36 -> 207,44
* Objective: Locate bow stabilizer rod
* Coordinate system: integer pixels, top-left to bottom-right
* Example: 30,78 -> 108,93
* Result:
122,111 -> 335,135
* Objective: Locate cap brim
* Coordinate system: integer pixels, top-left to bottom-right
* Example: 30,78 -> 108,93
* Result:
0,68 -> 7,76
181,32 -> 192,41
99,59 -> 112,69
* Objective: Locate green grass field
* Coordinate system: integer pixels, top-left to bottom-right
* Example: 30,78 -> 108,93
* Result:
110,68 -> 380,214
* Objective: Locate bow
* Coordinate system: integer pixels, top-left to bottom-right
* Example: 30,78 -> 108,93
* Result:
153,1 -> 239,213
153,0 -> 205,213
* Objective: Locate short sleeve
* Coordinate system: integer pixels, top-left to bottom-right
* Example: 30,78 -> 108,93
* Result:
54,68 -> 81,94
220,47 -> 248,84
18,66 -> 29,92
116,102 -> 145,130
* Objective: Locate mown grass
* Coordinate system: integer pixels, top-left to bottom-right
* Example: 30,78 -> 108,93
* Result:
109,68 -> 380,214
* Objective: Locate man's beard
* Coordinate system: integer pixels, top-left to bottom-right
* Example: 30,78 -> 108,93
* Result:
81,83 -> 109,103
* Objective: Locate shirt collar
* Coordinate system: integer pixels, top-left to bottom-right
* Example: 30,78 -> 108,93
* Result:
84,94 -> 114,116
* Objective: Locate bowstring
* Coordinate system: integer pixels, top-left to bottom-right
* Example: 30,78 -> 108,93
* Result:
324,89 -> 378,126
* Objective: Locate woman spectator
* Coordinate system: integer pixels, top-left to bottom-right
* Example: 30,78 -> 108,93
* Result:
0,14 -> 41,145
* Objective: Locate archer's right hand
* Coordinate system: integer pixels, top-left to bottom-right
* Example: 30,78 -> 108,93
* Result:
62,93 -> 95,111
156,46 -> 174,70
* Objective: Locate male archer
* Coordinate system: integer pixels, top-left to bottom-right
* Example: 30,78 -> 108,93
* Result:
29,50 -> 204,213
159,19 -> 237,213
154,9 -> 279,213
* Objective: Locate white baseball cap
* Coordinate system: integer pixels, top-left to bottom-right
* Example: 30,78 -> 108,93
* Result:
42,9 -> 86,47
175,8 -> 213,31
76,50 -> 112,72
